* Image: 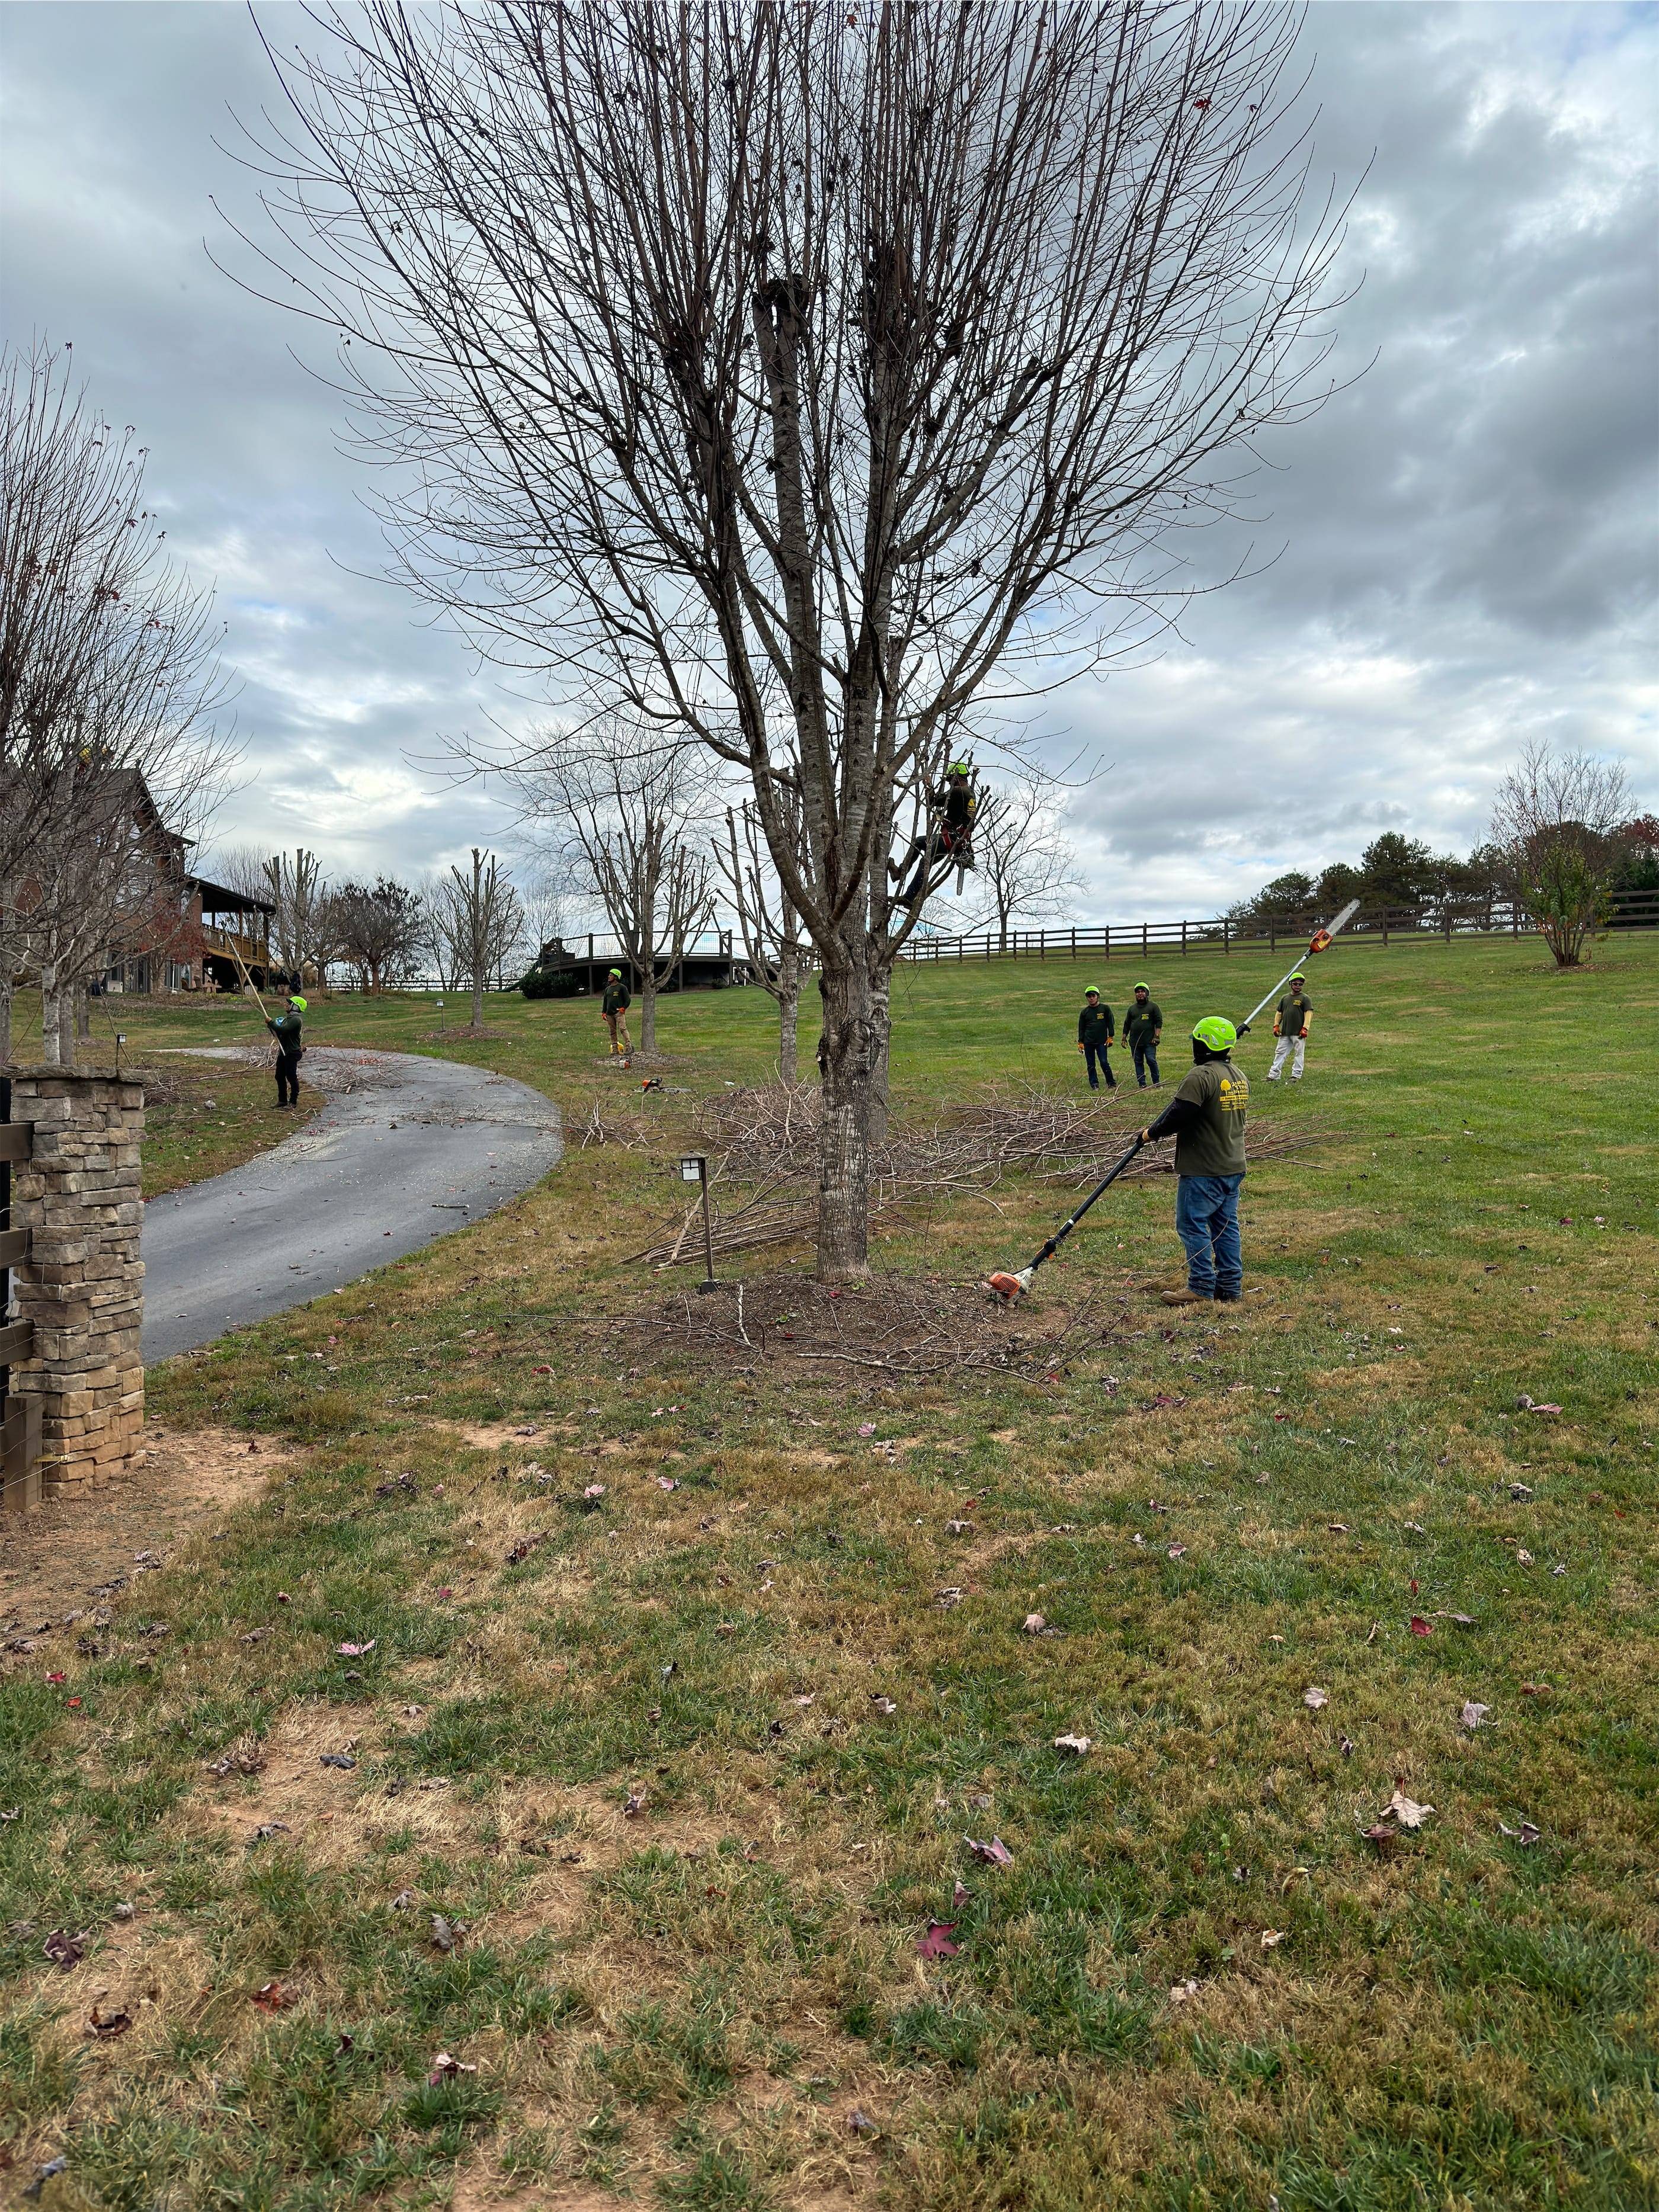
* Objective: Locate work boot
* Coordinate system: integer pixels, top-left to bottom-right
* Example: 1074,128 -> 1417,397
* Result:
1160,1287 -> 1211,1307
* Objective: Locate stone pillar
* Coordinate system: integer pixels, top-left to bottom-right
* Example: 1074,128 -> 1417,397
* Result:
5,1067 -> 146,1493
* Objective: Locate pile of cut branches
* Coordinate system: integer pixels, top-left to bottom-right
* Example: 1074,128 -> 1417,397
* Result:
634,1083 -> 1322,1268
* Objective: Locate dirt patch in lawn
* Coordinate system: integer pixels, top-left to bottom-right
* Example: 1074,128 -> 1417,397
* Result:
0,1427 -> 286,1632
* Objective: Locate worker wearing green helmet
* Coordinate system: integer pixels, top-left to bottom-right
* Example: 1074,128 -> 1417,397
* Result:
1139,1015 -> 1250,1306
601,966 -> 632,1059
1076,985 -> 1116,1089
266,992 -> 306,1109
1122,980 -> 1162,1087
888,761 -> 975,904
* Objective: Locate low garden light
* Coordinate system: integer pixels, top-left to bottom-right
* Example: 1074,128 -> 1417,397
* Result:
678,1155 -> 718,1291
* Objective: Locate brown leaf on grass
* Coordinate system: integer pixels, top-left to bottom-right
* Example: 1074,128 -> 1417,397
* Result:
206,1748 -> 266,1778
319,1753 -> 356,1771
1408,1617 -> 1431,1637
965,1835 -> 1014,1867
869,1696 -> 897,1715
1302,1687 -> 1329,1710
623,1791 -> 647,1819
1258,1929 -> 1286,1951
917,1920 -> 960,1958
1168,1977 -> 1202,2004
390,1890 -> 415,1910
1167,1543 -> 1188,1560
1362,1822 -> 1398,1854
334,1640 -> 376,1658
426,2051 -> 478,2083
250,1980 -> 295,2011
1515,1549 -> 1534,1567
1021,1612 -> 1047,1634
1460,1701 -> 1493,1730
1498,1819 -> 1542,1846
43,1929 -> 87,1970
250,1823 -> 290,1843
86,2005 -> 133,2038
1340,1736 -> 1356,1759
429,1915 -> 461,1952
847,2107 -> 879,2136
1515,1396 -> 1561,1415
1053,1733 -> 1093,1756
936,1588 -> 965,1610
945,1519 -> 973,1537
1383,1787 -> 1434,1830
952,1880 -> 971,1909
504,1535 -> 547,1565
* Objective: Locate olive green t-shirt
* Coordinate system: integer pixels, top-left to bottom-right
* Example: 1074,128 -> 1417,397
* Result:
602,982 -> 631,1014
1276,992 -> 1311,1036
1123,999 -> 1161,1046
1172,1057 -> 1249,1178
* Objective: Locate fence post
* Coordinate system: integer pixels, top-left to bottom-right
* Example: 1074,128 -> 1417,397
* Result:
1181,920 -> 1187,957
1071,927 -> 1075,958
1381,911 -> 1389,947
1270,919 -> 1276,953
1222,917 -> 1230,954
1142,922 -> 1148,958
1104,925 -> 1109,962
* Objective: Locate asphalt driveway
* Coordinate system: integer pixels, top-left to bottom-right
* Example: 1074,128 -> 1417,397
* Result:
140,1047 -> 562,1363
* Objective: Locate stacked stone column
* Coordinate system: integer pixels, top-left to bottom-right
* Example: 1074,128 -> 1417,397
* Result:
5,1067 -> 146,1493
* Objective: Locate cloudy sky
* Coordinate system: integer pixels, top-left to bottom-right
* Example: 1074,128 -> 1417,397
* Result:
2,1 -> 1655,921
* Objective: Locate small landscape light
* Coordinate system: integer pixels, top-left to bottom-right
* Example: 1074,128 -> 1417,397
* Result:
680,1155 -> 706,1183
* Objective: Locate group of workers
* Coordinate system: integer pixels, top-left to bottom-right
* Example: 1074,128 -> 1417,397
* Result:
1076,977 -> 1312,1090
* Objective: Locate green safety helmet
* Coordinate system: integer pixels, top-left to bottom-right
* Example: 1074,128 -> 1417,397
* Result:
1082,984 -> 1101,998
288,994 -> 308,1011
948,760 -> 971,777
1192,1015 -> 1237,1053
608,967 -> 622,977
1289,973 -> 1306,984
1133,979 -> 1151,992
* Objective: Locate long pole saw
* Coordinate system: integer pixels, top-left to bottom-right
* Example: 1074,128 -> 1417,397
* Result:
985,899 -> 1363,1303
223,934 -> 274,1022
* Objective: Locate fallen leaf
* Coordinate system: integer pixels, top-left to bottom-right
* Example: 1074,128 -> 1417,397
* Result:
952,1879 -> 971,1908
1516,1548 -> 1534,1567
1339,1735 -> 1356,1758
623,1791 -> 646,1818
1302,1687 -> 1329,1710
1052,1733 -> 1093,1756
656,1476 -> 679,1491
43,1929 -> 86,1970
250,1822 -> 290,1842
334,1640 -> 376,1658
1168,1977 -> 1202,2004
1167,1543 -> 1187,1560
1259,1929 -> 1286,1951
1021,1612 -> 1047,1634
857,1422 -> 876,1437
916,1919 -> 959,1958
1383,1787 -> 1434,1830
936,1587 -> 964,1608
390,1890 -> 415,1910
847,2106 -> 879,2136
1498,1819 -> 1542,1847
1327,1522 -> 1349,1534
1408,1616 -> 1431,1637
945,1518 -> 972,1536
1460,1701 -> 1492,1730
869,1695 -> 897,1714
965,1835 -> 1014,1867
319,1752 -> 356,1771
1362,1820 -> 1398,1854
582,1483 -> 606,1499
85,2005 -> 132,2038
429,1914 -> 459,1952
426,2051 -> 478,2083
251,1979 -> 295,2011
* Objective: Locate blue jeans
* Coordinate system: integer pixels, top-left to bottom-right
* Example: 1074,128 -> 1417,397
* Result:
1132,1039 -> 1160,1086
1175,1172 -> 1243,1299
1084,1040 -> 1116,1089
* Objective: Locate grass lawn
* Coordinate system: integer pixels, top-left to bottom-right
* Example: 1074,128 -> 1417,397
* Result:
2,934 -> 1655,2211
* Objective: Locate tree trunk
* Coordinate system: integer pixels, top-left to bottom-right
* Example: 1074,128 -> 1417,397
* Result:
639,974 -> 657,1056
470,977 -> 484,1032
0,984 -> 10,1065
777,948 -> 800,1086
815,952 -> 886,1281
76,986 -> 91,1041
57,983 -> 77,1068
40,964 -> 62,1066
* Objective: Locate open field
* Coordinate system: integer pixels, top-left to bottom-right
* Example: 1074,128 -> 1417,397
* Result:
2,933 -> 1656,2211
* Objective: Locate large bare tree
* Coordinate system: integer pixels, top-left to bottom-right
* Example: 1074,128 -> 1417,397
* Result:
430,847 -> 525,1029
237,0 -> 1347,1275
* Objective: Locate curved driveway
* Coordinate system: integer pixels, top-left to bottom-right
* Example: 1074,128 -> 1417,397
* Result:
140,1048 -> 562,1363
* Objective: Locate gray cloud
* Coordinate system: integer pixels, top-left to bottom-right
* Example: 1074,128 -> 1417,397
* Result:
2,2 -> 1654,917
